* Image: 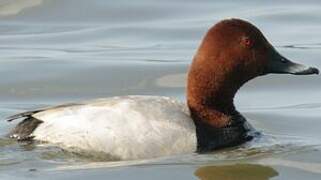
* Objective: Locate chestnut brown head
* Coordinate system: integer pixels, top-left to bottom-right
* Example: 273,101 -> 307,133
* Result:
187,18 -> 318,118
194,19 -> 318,85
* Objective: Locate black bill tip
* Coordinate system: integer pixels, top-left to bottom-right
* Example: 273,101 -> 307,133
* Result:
293,66 -> 319,75
311,67 -> 319,74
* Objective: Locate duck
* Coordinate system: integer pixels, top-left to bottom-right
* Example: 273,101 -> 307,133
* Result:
6,18 -> 319,160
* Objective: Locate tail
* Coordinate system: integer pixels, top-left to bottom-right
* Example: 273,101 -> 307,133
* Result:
6,102 -> 82,141
6,110 -> 43,141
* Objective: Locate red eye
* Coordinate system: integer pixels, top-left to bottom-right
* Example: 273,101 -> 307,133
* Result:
245,39 -> 251,46
242,37 -> 253,48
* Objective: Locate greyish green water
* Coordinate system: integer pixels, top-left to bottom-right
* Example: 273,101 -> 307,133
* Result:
1,0 -> 321,179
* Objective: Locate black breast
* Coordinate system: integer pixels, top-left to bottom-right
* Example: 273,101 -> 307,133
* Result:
195,120 -> 253,152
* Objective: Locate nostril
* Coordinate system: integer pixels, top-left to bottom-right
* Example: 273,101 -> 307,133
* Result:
280,58 -> 287,63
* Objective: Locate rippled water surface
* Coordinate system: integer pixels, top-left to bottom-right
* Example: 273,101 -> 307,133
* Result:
1,0 -> 321,179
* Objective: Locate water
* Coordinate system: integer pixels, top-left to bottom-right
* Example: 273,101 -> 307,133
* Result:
1,0 -> 321,179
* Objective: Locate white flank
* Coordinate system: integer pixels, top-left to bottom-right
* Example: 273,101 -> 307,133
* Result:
31,96 -> 197,160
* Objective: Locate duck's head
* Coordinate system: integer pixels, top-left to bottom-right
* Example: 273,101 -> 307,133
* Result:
193,18 -> 318,82
187,18 -> 318,128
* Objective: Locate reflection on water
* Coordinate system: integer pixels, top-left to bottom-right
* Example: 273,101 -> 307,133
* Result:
195,164 -> 278,180
0,0 -> 42,17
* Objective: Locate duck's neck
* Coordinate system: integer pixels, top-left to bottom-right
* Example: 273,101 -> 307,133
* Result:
187,83 -> 250,151
188,85 -> 244,128
187,56 -> 252,151
187,59 -> 246,128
